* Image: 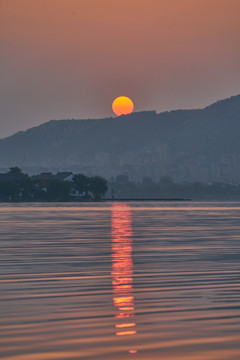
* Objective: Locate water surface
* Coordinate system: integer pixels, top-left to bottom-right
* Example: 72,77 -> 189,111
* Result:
0,202 -> 240,359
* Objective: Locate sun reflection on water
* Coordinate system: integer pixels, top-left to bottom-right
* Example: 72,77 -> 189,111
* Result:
111,203 -> 138,355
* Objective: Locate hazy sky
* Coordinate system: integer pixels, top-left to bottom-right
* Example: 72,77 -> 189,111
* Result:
1,0 -> 240,138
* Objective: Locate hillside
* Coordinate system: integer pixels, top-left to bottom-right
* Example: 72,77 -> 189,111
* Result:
0,95 -> 240,183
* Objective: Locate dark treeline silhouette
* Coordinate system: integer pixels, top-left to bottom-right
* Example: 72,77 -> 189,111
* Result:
107,175 -> 240,200
1,168 -> 240,202
0,167 -> 108,202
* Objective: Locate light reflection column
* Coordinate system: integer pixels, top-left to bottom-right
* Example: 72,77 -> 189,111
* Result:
111,203 -> 137,354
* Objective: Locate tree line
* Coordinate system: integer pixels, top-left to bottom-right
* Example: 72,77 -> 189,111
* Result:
1,168 -> 240,202
108,175 -> 240,200
0,167 -> 108,202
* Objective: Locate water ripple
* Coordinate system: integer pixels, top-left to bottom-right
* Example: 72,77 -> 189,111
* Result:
0,202 -> 240,359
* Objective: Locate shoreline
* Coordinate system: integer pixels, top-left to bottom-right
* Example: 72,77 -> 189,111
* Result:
0,198 -> 192,203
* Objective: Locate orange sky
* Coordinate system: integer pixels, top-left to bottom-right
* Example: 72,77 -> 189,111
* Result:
1,0 -> 240,137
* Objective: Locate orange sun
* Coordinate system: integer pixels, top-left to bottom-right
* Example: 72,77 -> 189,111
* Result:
112,96 -> 134,116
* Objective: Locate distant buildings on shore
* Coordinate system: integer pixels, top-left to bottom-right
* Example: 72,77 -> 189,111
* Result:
31,150 -> 239,185
1,149 -> 240,185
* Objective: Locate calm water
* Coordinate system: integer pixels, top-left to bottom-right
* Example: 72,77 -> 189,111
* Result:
0,202 -> 240,360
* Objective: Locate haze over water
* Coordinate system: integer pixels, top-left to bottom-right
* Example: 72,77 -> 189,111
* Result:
1,202 -> 240,359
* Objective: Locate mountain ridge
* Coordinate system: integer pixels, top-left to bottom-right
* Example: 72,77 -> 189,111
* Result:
0,94 -> 240,183
3,94 -> 240,142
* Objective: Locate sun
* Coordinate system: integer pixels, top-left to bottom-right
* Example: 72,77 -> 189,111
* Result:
112,96 -> 134,116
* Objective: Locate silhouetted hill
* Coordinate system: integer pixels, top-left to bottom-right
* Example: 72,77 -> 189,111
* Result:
0,95 -> 240,183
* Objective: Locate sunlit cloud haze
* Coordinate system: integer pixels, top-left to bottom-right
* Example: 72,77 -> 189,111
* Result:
1,0 -> 240,137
